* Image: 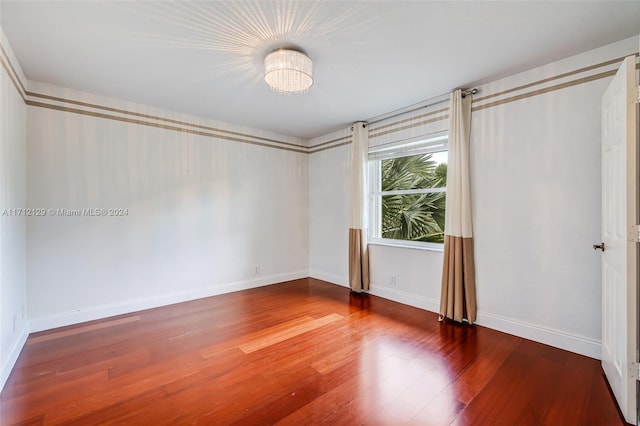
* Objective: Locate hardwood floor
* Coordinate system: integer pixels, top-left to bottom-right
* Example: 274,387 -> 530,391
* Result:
0,278 -> 625,425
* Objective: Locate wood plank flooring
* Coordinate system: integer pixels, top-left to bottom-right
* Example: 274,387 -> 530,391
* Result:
0,278 -> 626,425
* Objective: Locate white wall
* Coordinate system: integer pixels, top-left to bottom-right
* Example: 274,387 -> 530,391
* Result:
470,79 -> 606,351
308,36 -> 639,359
308,129 -> 351,286
25,83 -> 309,330
0,29 -> 28,390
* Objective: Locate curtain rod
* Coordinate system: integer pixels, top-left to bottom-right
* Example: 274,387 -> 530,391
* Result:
365,88 -> 478,127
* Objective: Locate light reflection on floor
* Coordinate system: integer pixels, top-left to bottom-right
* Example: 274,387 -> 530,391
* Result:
357,334 -> 458,424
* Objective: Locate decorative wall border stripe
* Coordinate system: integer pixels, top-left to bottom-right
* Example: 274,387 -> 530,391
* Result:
370,114 -> 449,139
474,53 -> 640,103
307,107 -> 449,151
308,140 -> 352,154
0,43 -> 27,98
0,55 -> 26,101
369,107 -> 448,134
25,100 -> 309,154
472,69 -> 616,112
473,63 -> 640,112
308,135 -> 351,150
2,37 -> 638,156
338,52 -> 637,150
26,91 -> 306,150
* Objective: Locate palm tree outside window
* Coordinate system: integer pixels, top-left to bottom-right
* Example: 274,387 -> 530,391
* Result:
369,133 -> 448,248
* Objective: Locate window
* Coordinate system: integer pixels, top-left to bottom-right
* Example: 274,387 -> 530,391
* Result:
369,133 -> 448,248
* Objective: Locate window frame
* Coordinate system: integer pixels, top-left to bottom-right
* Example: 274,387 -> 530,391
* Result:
368,132 -> 449,251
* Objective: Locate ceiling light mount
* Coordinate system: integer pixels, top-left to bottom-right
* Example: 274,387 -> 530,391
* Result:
264,48 -> 313,95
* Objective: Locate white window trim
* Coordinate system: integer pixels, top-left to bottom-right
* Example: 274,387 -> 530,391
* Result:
371,187 -> 446,196
368,132 -> 448,249
369,238 -> 445,252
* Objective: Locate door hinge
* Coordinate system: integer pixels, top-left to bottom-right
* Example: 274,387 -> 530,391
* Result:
629,225 -> 640,243
633,362 -> 640,380
637,86 -> 640,103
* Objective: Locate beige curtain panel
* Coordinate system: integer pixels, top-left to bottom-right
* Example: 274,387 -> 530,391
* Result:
440,89 -> 477,324
349,122 -> 370,292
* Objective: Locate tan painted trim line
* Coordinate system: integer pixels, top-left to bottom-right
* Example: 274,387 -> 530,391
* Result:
308,135 -> 351,150
2,38 -> 638,156
369,107 -> 448,133
370,115 -> 449,139
361,53 -> 640,148
474,53 -> 640,103
25,91 -> 306,150
308,140 -> 352,153
472,66 -> 639,113
26,99 -> 308,153
26,100 -> 309,154
0,44 -> 27,99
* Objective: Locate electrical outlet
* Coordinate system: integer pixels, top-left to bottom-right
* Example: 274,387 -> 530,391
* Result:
12,314 -> 17,333
254,265 -> 260,275
390,275 -> 397,286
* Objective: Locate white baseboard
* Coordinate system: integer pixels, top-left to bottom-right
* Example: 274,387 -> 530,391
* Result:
475,311 -> 601,359
11,270 -> 602,396
314,273 -> 601,360
29,270 -> 308,333
309,270 -> 348,287
1,324 -> 29,392
367,284 -> 440,313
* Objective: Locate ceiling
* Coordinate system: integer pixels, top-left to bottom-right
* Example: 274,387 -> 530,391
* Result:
1,1 -> 639,139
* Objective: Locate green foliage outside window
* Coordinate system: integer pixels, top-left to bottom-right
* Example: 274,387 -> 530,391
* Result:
381,153 -> 447,243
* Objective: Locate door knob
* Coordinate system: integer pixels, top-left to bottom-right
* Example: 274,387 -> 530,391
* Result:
593,242 -> 605,251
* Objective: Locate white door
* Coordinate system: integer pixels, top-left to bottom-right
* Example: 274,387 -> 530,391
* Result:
601,55 -> 638,425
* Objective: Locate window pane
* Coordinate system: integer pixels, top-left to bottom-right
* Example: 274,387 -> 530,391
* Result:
381,193 -> 446,243
430,151 -> 448,188
381,151 -> 447,191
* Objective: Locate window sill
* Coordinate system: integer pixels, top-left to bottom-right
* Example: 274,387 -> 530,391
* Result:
368,240 -> 444,253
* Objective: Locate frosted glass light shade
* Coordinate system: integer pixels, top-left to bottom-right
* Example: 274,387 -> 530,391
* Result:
264,49 -> 313,95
